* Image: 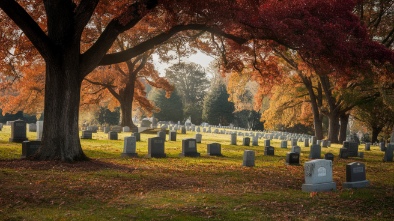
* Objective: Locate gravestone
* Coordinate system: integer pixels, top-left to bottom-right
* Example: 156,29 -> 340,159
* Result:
343,141 -> 359,157
87,126 -> 98,133
379,142 -> 386,151
343,162 -> 369,188
132,132 -> 140,141
291,146 -> 301,154
242,150 -> 255,167
311,136 -> 317,145
322,140 -> 328,148
81,130 -> 92,139
304,139 -> 309,147
207,143 -> 222,156
140,119 -> 151,127
286,152 -> 300,165
9,119 -> 28,143
157,131 -> 166,141
264,146 -> 275,156
122,126 -> 130,132
103,126 -> 110,133
383,144 -> 394,162
243,137 -> 250,146
230,133 -> 237,145
112,126 -> 122,133
180,138 -> 200,157
181,126 -> 186,134
108,131 -> 118,140
324,153 -> 334,161
339,148 -> 349,159
291,138 -> 298,147
365,143 -> 371,151
21,140 -> 41,159
28,123 -> 37,132
36,121 -> 43,140
147,137 -> 166,158
169,130 -> 177,141
309,144 -> 321,159
280,140 -> 287,148
302,159 -> 336,192
195,134 -> 202,143
264,139 -> 270,147
121,136 -> 138,158
252,136 -> 258,146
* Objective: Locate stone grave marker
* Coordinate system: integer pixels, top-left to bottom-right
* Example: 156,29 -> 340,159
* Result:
311,136 -> 317,145
242,150 -> 255,167
280,140 -> 287,148
243,137 -> 250,146
291,138 -> 298,147
264,146 -> 274,156
180,138 -> 200,157
339,148 -> 349,159
343,141 -> 359,157
383,144 -> 394,162
181,126 -> 186,134
103,126 -> 110,133
169,130 -> 177,141
365,143 -> 371,151
207,143 -> 222,156
302,159 -> 336,192
322,140 -> 328,148
286,152 -> 300,165
343,162 -> 369,188
132,132 -> 140,141
291,146 -> 301,154
157,131 -> 166,141
195,134 -> 202,143
112,126 -> 122,133
121,136 -> 138,158
304,139 -> 309,147
9,119 -> 28,143
252,136 -> 258,146
324,153 -> 334,161
108,131 -> 118,140
122,126 -> 130,132
147,137 -> 166,158
379,142 -> 386,151
81,130 -> 92,139
264,139 -> 270,147
309,144 -> 321,159
21,140 -> 41,158
231,133 -> 237,145
28,123 -> 37,132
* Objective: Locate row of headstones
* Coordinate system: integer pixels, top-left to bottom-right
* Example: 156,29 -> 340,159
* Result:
7,120 -> 43,143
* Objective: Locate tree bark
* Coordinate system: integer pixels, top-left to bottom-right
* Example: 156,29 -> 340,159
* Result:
339,113 -> 349,143
371,126 -> 383,143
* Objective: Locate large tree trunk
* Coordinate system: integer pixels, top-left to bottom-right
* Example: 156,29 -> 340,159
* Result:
35,55 -> 87,161
119,94 -> 138,133
327,112 -> 340,143
371,126 -> 383,143
339,113 -> 349,143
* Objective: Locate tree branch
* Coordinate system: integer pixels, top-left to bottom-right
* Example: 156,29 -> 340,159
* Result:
74,0 -> 99,38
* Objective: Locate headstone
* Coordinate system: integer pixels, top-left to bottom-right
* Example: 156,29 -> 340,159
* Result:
322,140 -> 328,148
103,126 -> 110,133
141,119 -> 151,127
112,126 -> 122,133
291,138 -> 298,147
157,131 -> 166,141
121,136 -> 138,158
383,144 -> 394,162
311,136 -> 317,145
28,123 -> 37,132
122,126 -> 130,132
343,162 -> 369,188
21,140 -> 41,158
207,143 -> 222,156
243,137 -> 250,146
147,137 -> 166,158
108,131 -> 118,140
264,146 -> 274,156
291,146 -> 301,154
81,130 -> 92,139
379,142 -> 386,151
343,141 -> 359,157
169,130 -> 177,141
286,152 -> 300,165
242,150 -> 255,167
132,132 -> 140,141
302,159 -> 336,192
195,134 -> 202,143
280,140 -> 287,148
365,143 -> 371,151
339,148 -> 349,159
87,126 -> 98,133
36,121 -> 43,140
304,139 -> 309,147
264,139 -> 270,147
9,119 -> 28,143
180,138 -> 200,157
252,136 -> 258,146
324,153 -> 334,161
181,126 -> 186,134
309,144 -> 321,159
230,133 -> 237,145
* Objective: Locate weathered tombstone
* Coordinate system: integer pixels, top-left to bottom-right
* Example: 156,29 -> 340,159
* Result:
9,119 -> 28,143
112,126 -> 122,133
343,162 -> 369,188
243,137 -> 250,146
180,138 -> 200,157
302,159 -> 336,192
264,139 -> 270,147
157,131 -> 166,141
28,123 -> 37,132
146,137 -> 166,158
132,132 -> 140,141
324,153 -> 334,161
383,144 -> 394,162
291,138 -> 298,147
36,121 -> 43,140
309,144 -> 322,159
181,126 -> 186,134
242,150 -> 255,167
280,140 -> 287,148
230,133 -> 237,145
339,148 -> 349,159
304,139 -> 309,147
195,134 -> 202,143
252,136 -> 258,146
207,143 -> 222,156
322,140 -> 328,148
286,152 -> 300,165
21,140 -> 41,158
343,141 -> 359,157
169,130 -> 177,141
365,143 -> 371,151
121,136 -> 138,158
264,146 -> 275,156
103,126 -> 110,133
81,130 -> 92,139
108,131 -> 118,140
122,126 -> 130,132
379,142 -> 386,151
140,119 -> 151,127
87,126 -> 98,133
311,136 -> 317,145
291,146 -> 301,154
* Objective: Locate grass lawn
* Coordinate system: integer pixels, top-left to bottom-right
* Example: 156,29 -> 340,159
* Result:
0,126 -> 393,221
